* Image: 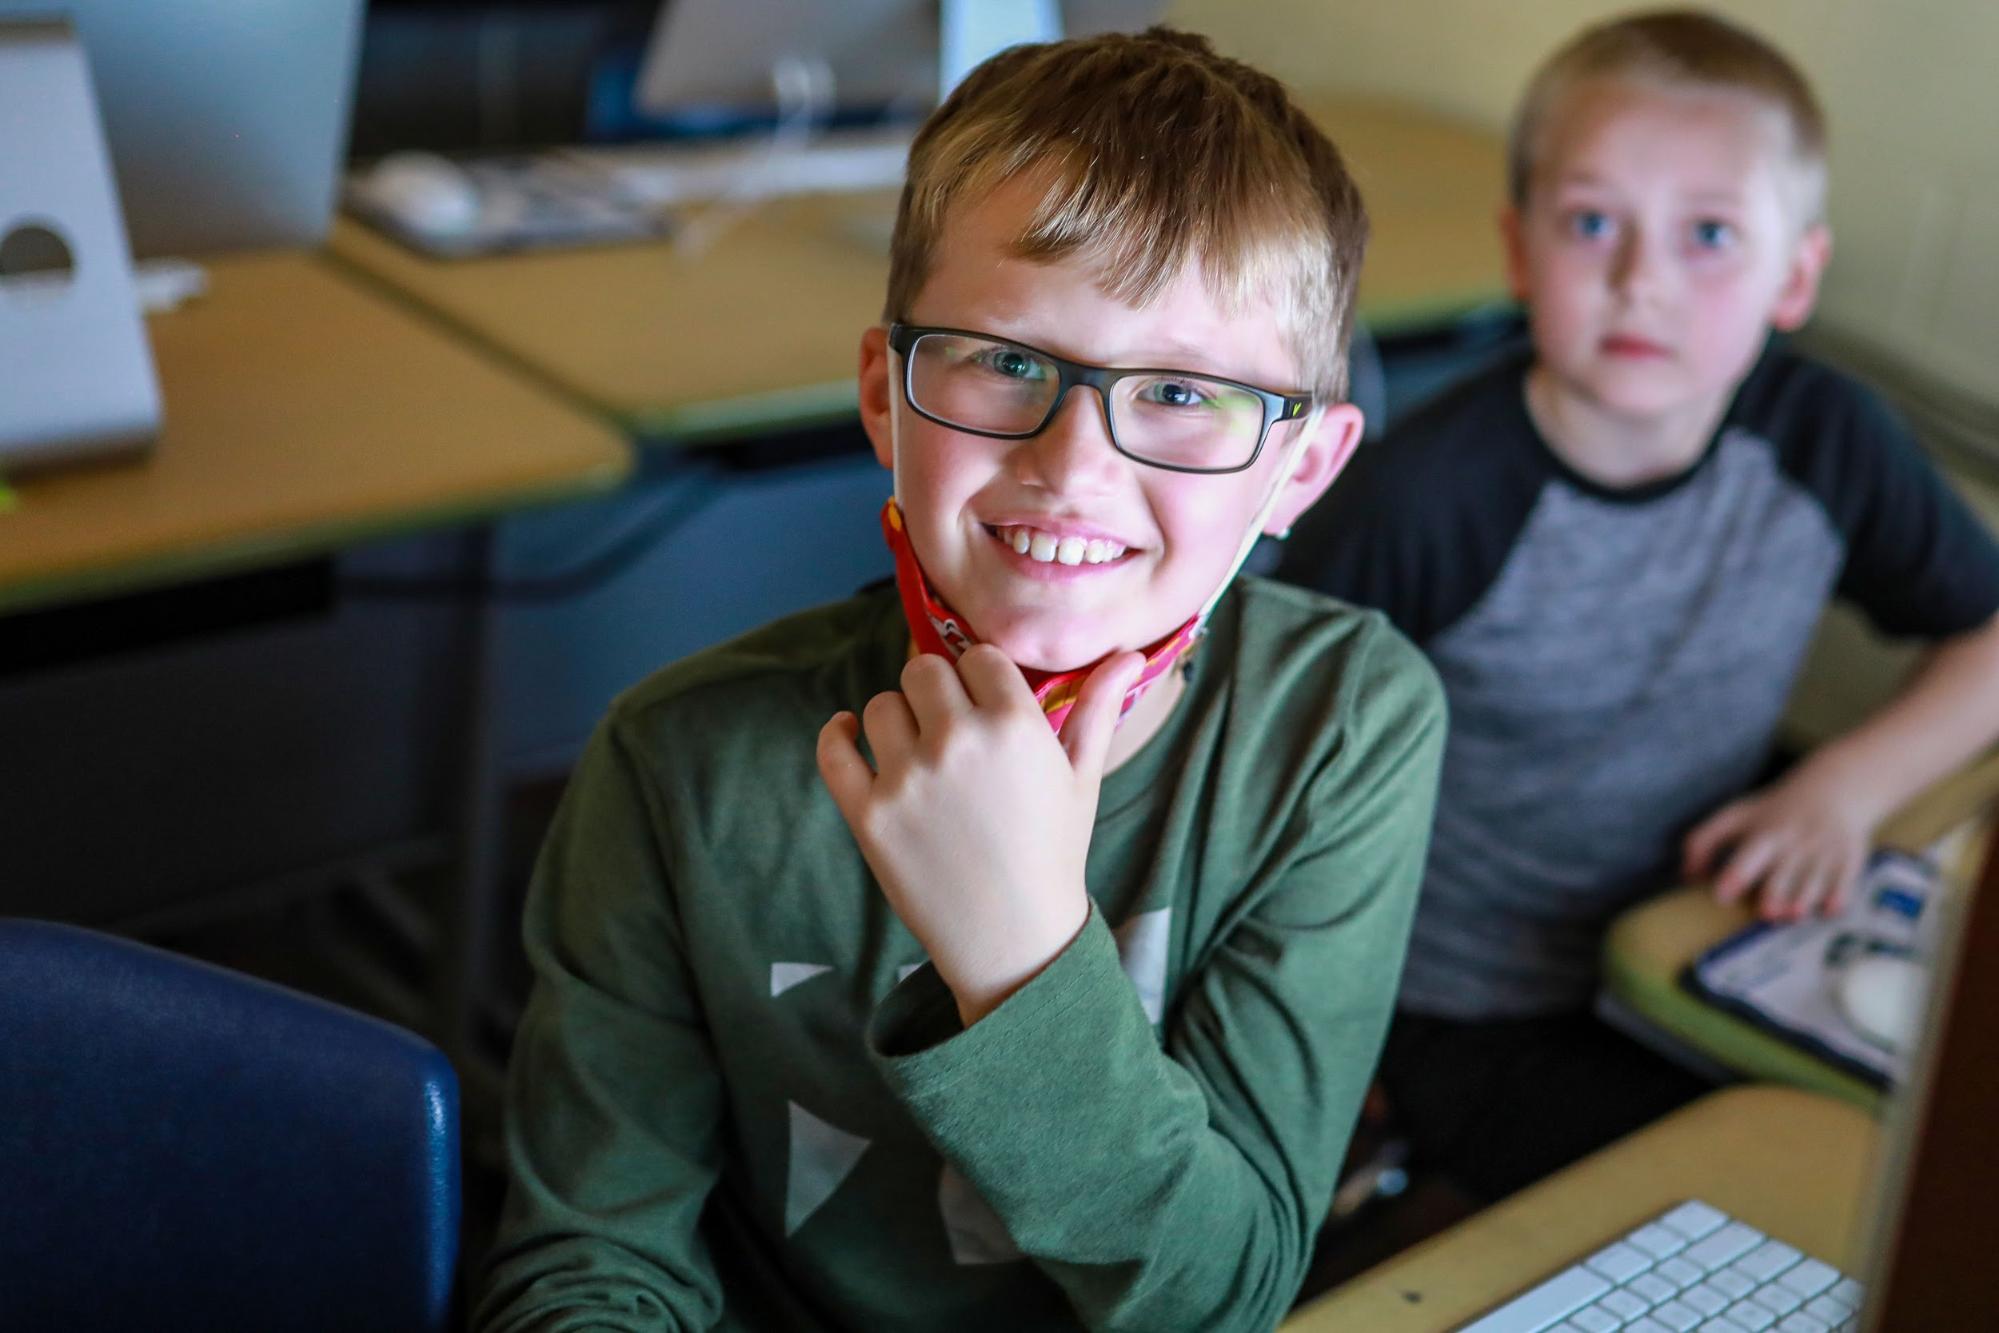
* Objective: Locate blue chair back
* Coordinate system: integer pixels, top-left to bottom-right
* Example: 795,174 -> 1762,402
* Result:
0,918 -> 460,1332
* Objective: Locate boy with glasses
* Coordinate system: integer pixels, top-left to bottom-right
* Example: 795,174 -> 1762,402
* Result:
478,28 -> 1444,1332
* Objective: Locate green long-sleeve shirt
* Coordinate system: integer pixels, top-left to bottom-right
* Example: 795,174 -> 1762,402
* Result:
476,577 -> 1444,1333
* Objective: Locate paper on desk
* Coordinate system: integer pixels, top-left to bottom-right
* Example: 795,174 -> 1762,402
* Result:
1683,846 -> 1948,1087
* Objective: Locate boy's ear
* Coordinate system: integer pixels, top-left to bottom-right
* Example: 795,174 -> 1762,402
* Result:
1265,401 -> 1366,535
1771,223 -> 1833,332
857,325 -> 895,471
1499,204 -> 1533,302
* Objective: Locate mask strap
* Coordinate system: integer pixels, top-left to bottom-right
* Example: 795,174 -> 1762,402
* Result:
1193,407 -> 1321,630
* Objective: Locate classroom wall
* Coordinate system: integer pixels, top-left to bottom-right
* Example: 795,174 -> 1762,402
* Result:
1169,0 -> 1999,418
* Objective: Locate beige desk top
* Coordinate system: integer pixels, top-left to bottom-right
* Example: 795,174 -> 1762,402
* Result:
1601,749 -> 1999,1108
1283,1085 -> 1878,1332
0,251 -> 630,616
326,96 -> 1506,440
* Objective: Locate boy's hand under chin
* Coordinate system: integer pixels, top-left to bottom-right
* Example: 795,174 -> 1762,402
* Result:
1681,760 -> 1883,922
817,643 -> 1146,1028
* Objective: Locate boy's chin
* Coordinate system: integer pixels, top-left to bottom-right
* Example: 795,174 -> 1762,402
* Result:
990,638 -> 1119,676
985,618 -> 1185,676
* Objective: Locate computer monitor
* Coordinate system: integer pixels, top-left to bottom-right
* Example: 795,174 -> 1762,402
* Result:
1854,815 -> 1999,1328
632,0 -> 1162,126
0,0 -> 365,258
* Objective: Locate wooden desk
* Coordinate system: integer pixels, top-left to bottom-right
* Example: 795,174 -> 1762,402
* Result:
1600,750 -> 1999,1108
1284,1086 -> 1877,1332
326,96 -> 1506,441
0,250 -> 630,1070
0,251 -> 630,616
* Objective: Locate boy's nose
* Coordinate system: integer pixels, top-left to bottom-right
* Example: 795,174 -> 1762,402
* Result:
1609,227 -> 1671,303
1014,388 -> 1123,493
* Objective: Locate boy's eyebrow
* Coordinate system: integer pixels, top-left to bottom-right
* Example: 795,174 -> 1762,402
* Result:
1545,170 -> 1620,192
967,318 -> 1261,379
1547,173 -> 1750,207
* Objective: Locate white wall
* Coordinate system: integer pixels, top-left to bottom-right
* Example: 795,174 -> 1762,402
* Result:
1166,0 -> 1999,413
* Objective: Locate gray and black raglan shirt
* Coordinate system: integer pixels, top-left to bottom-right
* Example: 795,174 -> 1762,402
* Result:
1280,341 -> 1999,1021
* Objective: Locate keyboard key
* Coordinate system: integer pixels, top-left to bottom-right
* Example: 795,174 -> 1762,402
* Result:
1460,1266 -> 1612,1333
1660,1201 -> 1730,1240
1776,1259 -> 1839,1299
1723,1302 -> 1776,1330
1687,1223 -> 1765,1271
1627,1224 -> 1691,1260
1652,1300 -> 1703,1331
1453,1202 -> 1859,1333
1656,1256 -> 1706,1289
1752,1284 -> 1803,1316
1600,1288 -> 1652,1321
1630,1273 -> 1679,1305
1681,1283 -> 1730,1316
1567,1306 -> 1622,1333
1736,1241 -> 1804,1282
1587,1242 -> 1656,1283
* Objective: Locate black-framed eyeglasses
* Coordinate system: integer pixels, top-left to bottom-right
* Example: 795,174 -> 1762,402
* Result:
887,323 -> 1317,475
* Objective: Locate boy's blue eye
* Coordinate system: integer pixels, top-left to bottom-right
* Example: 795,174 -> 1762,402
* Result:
1568,209 -> 1613,241
1691,219 -> 1735,249
977,347 -> 1047,381
1137,378 -> 1213,410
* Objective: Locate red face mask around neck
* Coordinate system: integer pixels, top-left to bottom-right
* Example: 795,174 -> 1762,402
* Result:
881,498 -> 1200,735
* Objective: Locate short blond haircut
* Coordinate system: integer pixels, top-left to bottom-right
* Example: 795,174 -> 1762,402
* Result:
1509,8 -> 1828,222
885,27 -> 1368,401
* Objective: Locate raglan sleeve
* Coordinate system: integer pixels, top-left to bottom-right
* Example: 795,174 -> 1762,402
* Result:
474,716 -> 728,1333
865,627 -> 1447,1332
1276,441 -> 1439,639
1277,396 -> 1537,648
1812,385 -> 1999,637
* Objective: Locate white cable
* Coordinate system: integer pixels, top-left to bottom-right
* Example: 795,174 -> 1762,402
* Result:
673,53 -> 835,257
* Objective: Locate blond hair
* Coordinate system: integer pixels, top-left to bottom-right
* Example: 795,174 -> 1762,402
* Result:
885,27 -> 1368,400
1509,9 -> 1828,221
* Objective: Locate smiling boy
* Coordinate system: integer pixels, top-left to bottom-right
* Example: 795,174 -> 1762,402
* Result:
1280,9 -> 1999,1201
476,28 -> 1445,1332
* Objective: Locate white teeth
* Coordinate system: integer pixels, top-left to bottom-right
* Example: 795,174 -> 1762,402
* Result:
996,525 -> 1128,565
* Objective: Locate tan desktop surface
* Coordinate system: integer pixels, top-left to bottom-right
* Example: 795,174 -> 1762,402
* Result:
327,95 -> 1506,439
1602,748 -> 1999,1108
0,251 -> 630,616
1283,1085 -> 1877,1332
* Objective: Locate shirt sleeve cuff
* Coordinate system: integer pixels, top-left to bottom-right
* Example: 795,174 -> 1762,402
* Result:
865,900 -> 1144,1097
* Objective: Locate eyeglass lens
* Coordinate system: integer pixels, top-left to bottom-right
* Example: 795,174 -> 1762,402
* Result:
905,331 -> 1266,470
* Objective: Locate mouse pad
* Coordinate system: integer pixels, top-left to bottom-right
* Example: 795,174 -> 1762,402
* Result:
1682,847 -> 1943,1088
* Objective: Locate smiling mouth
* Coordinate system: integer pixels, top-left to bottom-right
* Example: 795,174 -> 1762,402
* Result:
984,523 -> 1132,567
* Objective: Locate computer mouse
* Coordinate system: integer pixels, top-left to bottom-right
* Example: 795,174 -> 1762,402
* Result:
360,152 -> 482,237
1836,953 -> 1926,1053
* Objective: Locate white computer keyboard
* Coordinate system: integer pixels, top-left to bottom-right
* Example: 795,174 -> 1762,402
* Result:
561,125 -> 914,207
1458,1199 -> 1866,1333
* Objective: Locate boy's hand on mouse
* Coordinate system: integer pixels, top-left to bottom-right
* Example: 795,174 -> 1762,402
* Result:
1681,764 -> 1881,921
816,644 -> 1145,1027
